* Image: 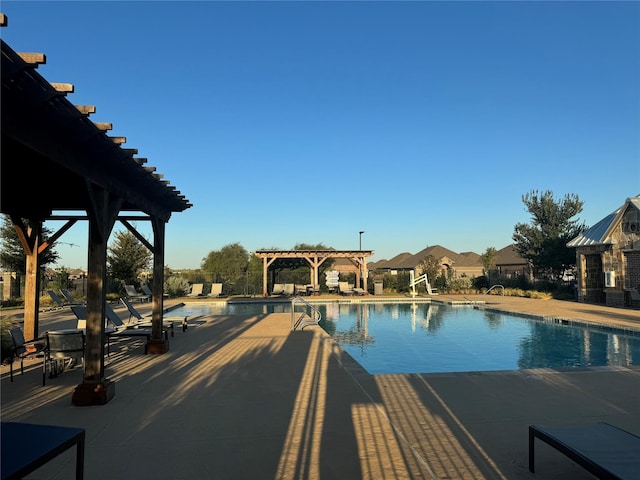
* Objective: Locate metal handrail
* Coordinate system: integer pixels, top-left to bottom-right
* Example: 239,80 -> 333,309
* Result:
291,296 -> 322,331
485,285 -> 505,296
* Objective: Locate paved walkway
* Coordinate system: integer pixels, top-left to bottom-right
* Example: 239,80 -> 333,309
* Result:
1,297 -> 639,479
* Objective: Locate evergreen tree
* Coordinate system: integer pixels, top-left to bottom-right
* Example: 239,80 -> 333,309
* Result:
107,230 -> 151,285
0,215 -> 59,273
512,190 -> 585,279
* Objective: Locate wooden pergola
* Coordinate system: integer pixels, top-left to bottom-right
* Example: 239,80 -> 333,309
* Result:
254,250 -> 374,297
0,15 -> 191,405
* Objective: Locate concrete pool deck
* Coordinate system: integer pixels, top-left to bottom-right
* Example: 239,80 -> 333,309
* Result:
1,296 -> 639,479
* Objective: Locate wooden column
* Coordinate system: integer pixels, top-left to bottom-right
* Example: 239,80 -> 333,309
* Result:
72,185 -> 119,406
147,217 -> 169,354
11,217 -> 42,341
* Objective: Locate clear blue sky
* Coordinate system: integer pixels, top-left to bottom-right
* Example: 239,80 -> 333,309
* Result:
3,1 -> 639,269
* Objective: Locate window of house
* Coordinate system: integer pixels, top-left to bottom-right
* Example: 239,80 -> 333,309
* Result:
584,254 -> 603,289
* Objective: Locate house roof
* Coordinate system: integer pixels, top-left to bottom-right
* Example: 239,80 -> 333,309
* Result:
567,195 -> 640,248
495,244 -> 528,266
371,245 -> 483,271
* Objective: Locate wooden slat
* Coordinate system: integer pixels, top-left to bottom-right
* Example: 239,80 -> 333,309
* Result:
0,14 -> 7,27
75,105 -> 96,115
144,166 -> 156,173
121,148 -> 138,157
51,83 -> 74,93
18,53 -> 46,66
93,122 -> 112,131
110,136 -> 126,144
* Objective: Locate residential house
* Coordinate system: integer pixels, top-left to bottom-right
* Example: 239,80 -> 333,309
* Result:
567,195 -> 640,307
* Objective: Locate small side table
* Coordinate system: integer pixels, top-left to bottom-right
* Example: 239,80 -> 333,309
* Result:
1,421 -> 85,480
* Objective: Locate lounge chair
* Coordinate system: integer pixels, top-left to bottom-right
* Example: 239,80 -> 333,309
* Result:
71,305 -> 154,356
187,283 -> 204,297
283,284 -> 295,296
47,290 -> 67,308
529,422 -> 640,479
271,284 -> 285,296
141,283 -> 169,299
120,297 -> 185,333
48,290 -> 82,308
60,289 -> 85,305
353,287 -> 366,296
125,284 -> 151,303
338,282 -> 354,296
8,327 -> 47,385
208,283 -> 223,298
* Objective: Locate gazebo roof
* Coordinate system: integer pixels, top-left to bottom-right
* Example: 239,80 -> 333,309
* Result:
1,14 -> 191,222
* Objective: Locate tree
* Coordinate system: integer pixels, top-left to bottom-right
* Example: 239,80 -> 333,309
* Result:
512,190 -> 585,279
0,215 -> 59,274
480,247 -> 497,274
107,230 -> 152,286
417,254 -> 441,286
201,242 -> 249,286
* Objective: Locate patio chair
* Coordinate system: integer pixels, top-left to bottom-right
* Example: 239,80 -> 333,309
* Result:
8,327 -> 47,385
45,330 -> 85,382
120,297 -> 184,334
529,422 -> 640,479
271,284 -> 285,296
124,284 -> 151,303
187,283 -> 204,297
283,284 -> 295,296
208,283 -> 223,298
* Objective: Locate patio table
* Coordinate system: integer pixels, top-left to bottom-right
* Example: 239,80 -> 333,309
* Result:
1,421 -> 85,480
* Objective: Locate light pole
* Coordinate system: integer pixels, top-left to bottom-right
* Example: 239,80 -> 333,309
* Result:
359,231 -> 364,251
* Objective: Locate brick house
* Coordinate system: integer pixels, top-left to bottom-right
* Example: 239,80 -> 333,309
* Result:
567,195 -> 640,307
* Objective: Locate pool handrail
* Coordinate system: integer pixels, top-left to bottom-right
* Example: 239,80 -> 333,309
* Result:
485,285 -> 505,297
291,297 -> 322,331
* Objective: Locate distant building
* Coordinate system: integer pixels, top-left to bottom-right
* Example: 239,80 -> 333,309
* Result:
369,244 -> 483,278
567,195 -> 640,307
494,244 -> 531,279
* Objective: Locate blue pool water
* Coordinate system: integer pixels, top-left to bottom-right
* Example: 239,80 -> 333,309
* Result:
168,301 -> 640,374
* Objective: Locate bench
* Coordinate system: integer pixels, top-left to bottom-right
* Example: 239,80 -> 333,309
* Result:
529,422 -> 640,479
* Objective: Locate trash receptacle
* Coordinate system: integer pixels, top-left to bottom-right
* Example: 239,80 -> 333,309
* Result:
374,281 -> 383,296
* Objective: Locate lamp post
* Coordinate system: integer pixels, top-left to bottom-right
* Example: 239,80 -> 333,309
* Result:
359,231 -> 364,251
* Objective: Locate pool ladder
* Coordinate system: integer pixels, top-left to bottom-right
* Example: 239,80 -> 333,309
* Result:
485,285 -> 505,297
291,297 -> 322,331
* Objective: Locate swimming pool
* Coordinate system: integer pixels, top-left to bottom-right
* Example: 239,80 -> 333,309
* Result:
168,301 -> 640,374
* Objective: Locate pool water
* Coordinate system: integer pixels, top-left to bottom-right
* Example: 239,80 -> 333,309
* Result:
168,301 -> 640,374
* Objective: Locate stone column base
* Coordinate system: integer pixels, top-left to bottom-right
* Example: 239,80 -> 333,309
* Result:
146,340 -> 169,354
72,379 -> 116,406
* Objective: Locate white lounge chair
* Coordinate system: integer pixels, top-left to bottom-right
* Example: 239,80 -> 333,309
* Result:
271,284 -> 285,296
187,283 -> 204,297
338,282 -> 354,296
208,283 -> 223,298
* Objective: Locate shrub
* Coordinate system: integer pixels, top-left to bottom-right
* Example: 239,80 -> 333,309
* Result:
164,276 -> 190,297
